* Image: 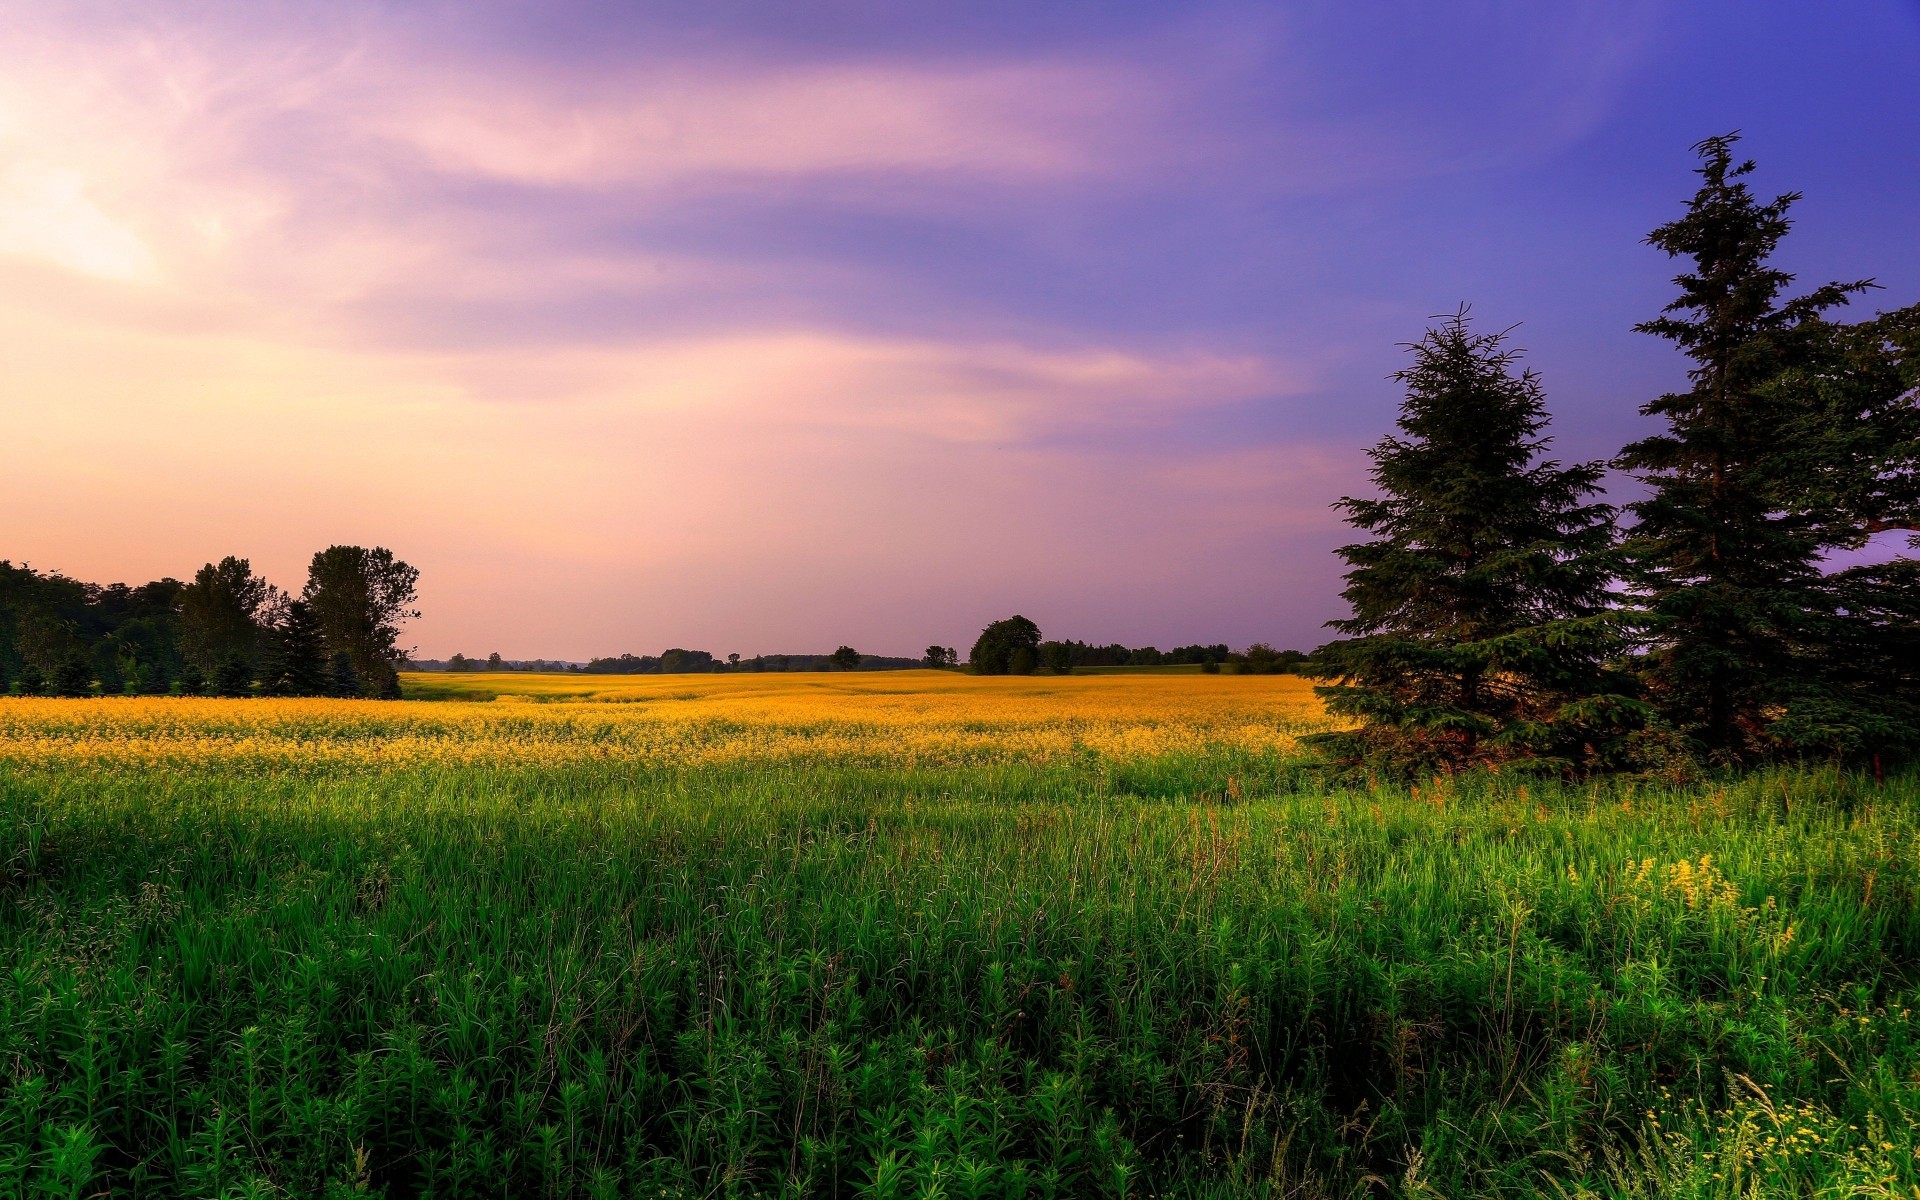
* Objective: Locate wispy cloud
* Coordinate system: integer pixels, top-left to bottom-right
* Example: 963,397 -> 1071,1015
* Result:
20,0 -> 1896,656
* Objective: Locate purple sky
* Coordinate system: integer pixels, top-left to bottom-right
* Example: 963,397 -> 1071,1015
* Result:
4,1 -> 1918,658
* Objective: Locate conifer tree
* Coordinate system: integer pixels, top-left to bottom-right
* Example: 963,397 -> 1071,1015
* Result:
1764,298 -> 1920,759
213,656 -> 254,698
1616,134 -> 1878,759
1313,310 -> 1637,773
260,600 -> 330,697
328,652 -> 362,699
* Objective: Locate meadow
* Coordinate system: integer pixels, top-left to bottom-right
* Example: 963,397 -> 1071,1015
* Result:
1,672 -> 1915,1198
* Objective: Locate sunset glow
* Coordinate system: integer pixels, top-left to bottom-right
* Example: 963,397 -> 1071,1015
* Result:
5,1 -> 1917,657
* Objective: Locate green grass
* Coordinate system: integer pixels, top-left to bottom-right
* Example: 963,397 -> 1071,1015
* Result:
2,750 -> 1917,1198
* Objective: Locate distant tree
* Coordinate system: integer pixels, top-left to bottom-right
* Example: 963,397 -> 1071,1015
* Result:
52,657 -> 94,697
728,653 -> 741,669
1166,644 -> 1231,666
89,636 -> 128,694
1313,310 -> 1639,774
303,546 -> 419,698
139,660 -> 172,695
445,653 -> 474,672
584,653 -> 658,674
1007,645 -> 1037,676
1243,643 -> 1281,675
487,652 -> 505,672
659,649 -> 716,674
970,616 -> 1041,675
260,600 -> 329,696
177,664 -> 206,696
829,646 -> 862,670
212,655 -> 254,698
1039,641 -> 1073,674
328,652 -> 362,699
16,665 -> 46,696
1128,646 -> 1163,667
177,557 -> 274,675
1199,660 -> 1220,675
922,645 -> 957,669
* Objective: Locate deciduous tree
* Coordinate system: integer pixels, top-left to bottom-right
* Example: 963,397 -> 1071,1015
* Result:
303,546 -> 419,699
969,616 -> 1041,676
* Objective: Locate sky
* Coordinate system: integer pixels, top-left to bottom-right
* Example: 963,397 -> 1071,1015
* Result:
4,1 -> 1918,659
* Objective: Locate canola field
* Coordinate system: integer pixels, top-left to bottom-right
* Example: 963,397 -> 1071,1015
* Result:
1,672 -> 1917,1198
0,671 -> 1328,772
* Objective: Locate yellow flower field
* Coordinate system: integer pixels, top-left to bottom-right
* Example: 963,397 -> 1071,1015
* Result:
0,670 -> 1336,771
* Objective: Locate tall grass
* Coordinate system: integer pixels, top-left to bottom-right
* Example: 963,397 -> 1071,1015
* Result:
1,685 -> 1915,1196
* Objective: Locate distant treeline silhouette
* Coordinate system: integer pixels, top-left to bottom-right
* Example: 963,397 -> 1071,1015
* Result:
418,650 -> 926,674
0,547 -> 418,698
417,639 -> 1311,676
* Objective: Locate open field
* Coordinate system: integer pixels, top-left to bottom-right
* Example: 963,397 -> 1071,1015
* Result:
1,675 -> 1916,1197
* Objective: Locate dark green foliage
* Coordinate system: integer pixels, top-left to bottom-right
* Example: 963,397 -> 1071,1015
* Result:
922,645 -> 958,669
327,652 -> 361,699
1039,640 -> 1073,673
138,660 -> 172,696
969,615 -> 1041,675
1007,645 -> 1037,675
1241,644 -> 1310,675
176,557 -> 273,675
303,546 -> 420,698
0,567 -> 186,697
14,665 -> 45,696
828,645 -> 861,670
660,648 -> 714,673
260,601 -> 331,697
212,656 -> 253,698
1315,311 -> 1638,774
177,664 -> 206,697
50,658 -> 93,697
1164,644 -> 1229,666
1619,135 -> 1918,761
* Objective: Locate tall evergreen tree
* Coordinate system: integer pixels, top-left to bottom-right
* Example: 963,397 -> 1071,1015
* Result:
260,600 -> 331,697
1616,134 -> 1884,759
1312,311 -> 1637,774
328,651 -> 363,699
212,656 -> 255,698
1761,287 -> 1920,759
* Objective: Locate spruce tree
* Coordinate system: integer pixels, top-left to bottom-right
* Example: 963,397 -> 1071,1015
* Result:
213,656 -> 254,698
260,600 -> 330,696
1765,302 -> 1920,759
52,658 -> 94,698
329,652 -> 363,699
1312,310 -> 1637,774
1616,134 -> 1877,759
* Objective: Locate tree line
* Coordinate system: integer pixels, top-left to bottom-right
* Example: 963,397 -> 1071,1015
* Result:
420,649 -> 926,674
1314,135 -> 1919,775
0,546 -> 419,698
951,617 -> 1309,676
